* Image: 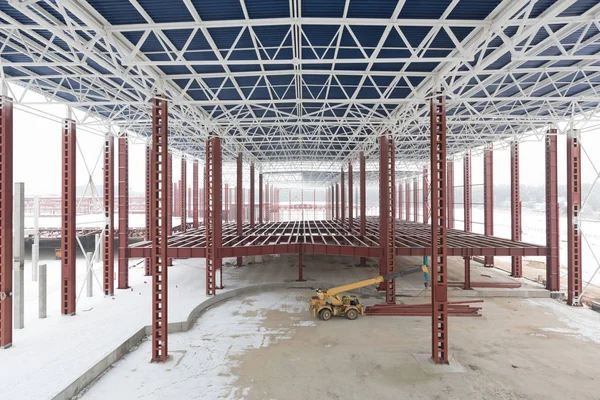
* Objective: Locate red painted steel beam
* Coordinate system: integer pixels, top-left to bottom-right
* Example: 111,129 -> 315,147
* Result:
405,181 -> 410,221
102,135 -> 115,296
265,183 -> 269,223
205,136 -> 223,295
360,152 -> 366,267
144,146 -> 151,276
224,183 -> 229,222
546,129 -> 560,291
483,146 -> 494,267
379,135 -> 396,303
62,118 -> 77,314
0,95 -> 13,347
250,164 -> 255,229
398,183 -> 403,221
259,173 -> 263,224
237,153 -> 243,267
150,96 -> 169,362
167,154 -> 173,266
335,183 -> 339,220
430,93 -> 449,364
193,160 -> 199,228
181,158 -> 187,232
463,257 -> 471,290
464,150 -> 472,232
413,177 -> 418,222
447,162 -> 454,228
348,162 -> 353,231
423,168 -> 430,225
510,141 -> 522,278
118,136 -> 129,289
341,168 -> 345,221
567,130 -> 582,305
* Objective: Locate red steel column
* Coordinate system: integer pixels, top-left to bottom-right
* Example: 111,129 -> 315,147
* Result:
413,177 -> 418,222
167,154 -> 172,266
103,135 -> 116,294
331,185 -> 335,220
250,164 -> 255,229
258,173 -> 263,224
379,135 -> 396,303
144,146 -> 151,276
336,183 -> 340,220
510,141 -> 522,278
118,136 -> 129,289
464,150 -> 472,232
205,136 -> 223,295
546,129 -> 560,291
430,93 -> 449,364
150,97 -> 169,361
224,183 -> 229,222
423,168 -> 430,225
483,146 -> 494,267
567,130 -> 581,305
181,158 -> 187,232
341,168 -> 345,222
265,183 -> 270,223
360,152 -> 366,267
405,181 -> 410,221
447,162 -> 454,229
236,153 -> 243,267
62,118 -> 77,314
398,183 -> 404,220
464,256 -> 471,290
348,162 -> 353,231
193,160 -> 199,228
0,95 -> 13,347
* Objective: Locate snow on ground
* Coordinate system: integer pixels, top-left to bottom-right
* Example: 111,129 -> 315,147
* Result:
526,299 -> 600,344
77,291 -> 315,400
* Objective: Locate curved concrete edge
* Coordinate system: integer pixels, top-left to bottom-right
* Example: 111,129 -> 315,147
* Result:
55,281 -> 329,400
55,280 -> 550,400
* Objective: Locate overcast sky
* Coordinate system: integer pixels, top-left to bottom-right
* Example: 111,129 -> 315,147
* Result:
9,83 -> 600,197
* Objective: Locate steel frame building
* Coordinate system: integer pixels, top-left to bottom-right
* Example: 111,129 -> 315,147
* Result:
0,0 -> 598,365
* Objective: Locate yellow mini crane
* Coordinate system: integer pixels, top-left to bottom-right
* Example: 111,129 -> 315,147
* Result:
310,266 -> 427,321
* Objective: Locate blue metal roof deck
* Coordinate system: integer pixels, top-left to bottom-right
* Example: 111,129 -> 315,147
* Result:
1,0 -> 599,170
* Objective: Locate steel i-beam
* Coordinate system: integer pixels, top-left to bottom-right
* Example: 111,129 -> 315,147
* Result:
206,136 -> 223,293
413,177 -> 418,222
167,154 -> 172,266
259,174 -> 263,224
510,141 -> 522,278
224,183 -> 229,222
405,181 -> 410,221
341,168 -> 345,221
483,146 -> 494,267
379,135 -> 396,303
265,183 -> 270,223
447,162 -> 454,229
250,164 -> 255,229
0,95 -> 13,347
118,136 -> 129,289
423,168 -> 430,225
430,93 -> 449,364
567,130 -> 582,305
360,152 -> 366,267
62,118 -> 77,314
237,153 -> 243,267
150,97 -> 169,362
181,158 -> 187,232
464,150 -> 472,232
144,146 -> 151,276
348,162 -> 353,231
193,160 -> 199,228
336,183 -> 340,220
398,183 -> 403,221
546,129 -> 560,292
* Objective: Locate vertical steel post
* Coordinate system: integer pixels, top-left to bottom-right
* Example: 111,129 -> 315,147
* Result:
62,118 -> 77,314
118,135 -> 129,289
336,183 -> 340,220
483,146 -> 494,267
546,129 -> 560,291
405,181 -> 410,221
259,174 -> 263,224
348,162 -> 353,230
13,183 -> 24,329
398,183 -> 404,221
464,150 -> 472,232
379,135 -> 396,303
567,130 -> 581,305
150,97 -> 169,362
331,185 -> 335,220
430,93 -> 449,364
413,177 -> 418,222
341,168 -> 345,222
265,183 -> 270,223
193,161 -> 199,228
447,162 -> 454,229
224,183 -> 229,222
181,158 -> 187,232
145,146 -> 151,276
360,152 -> 366,267
250,164 -> 255,229
510,141 -> 522,278
206,136 -> 223,293
464,256 -> 471,290
0,95 -> 13,347
237,153 -> 243,267
167,154 -> 172,266
423,168 -> 430,225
